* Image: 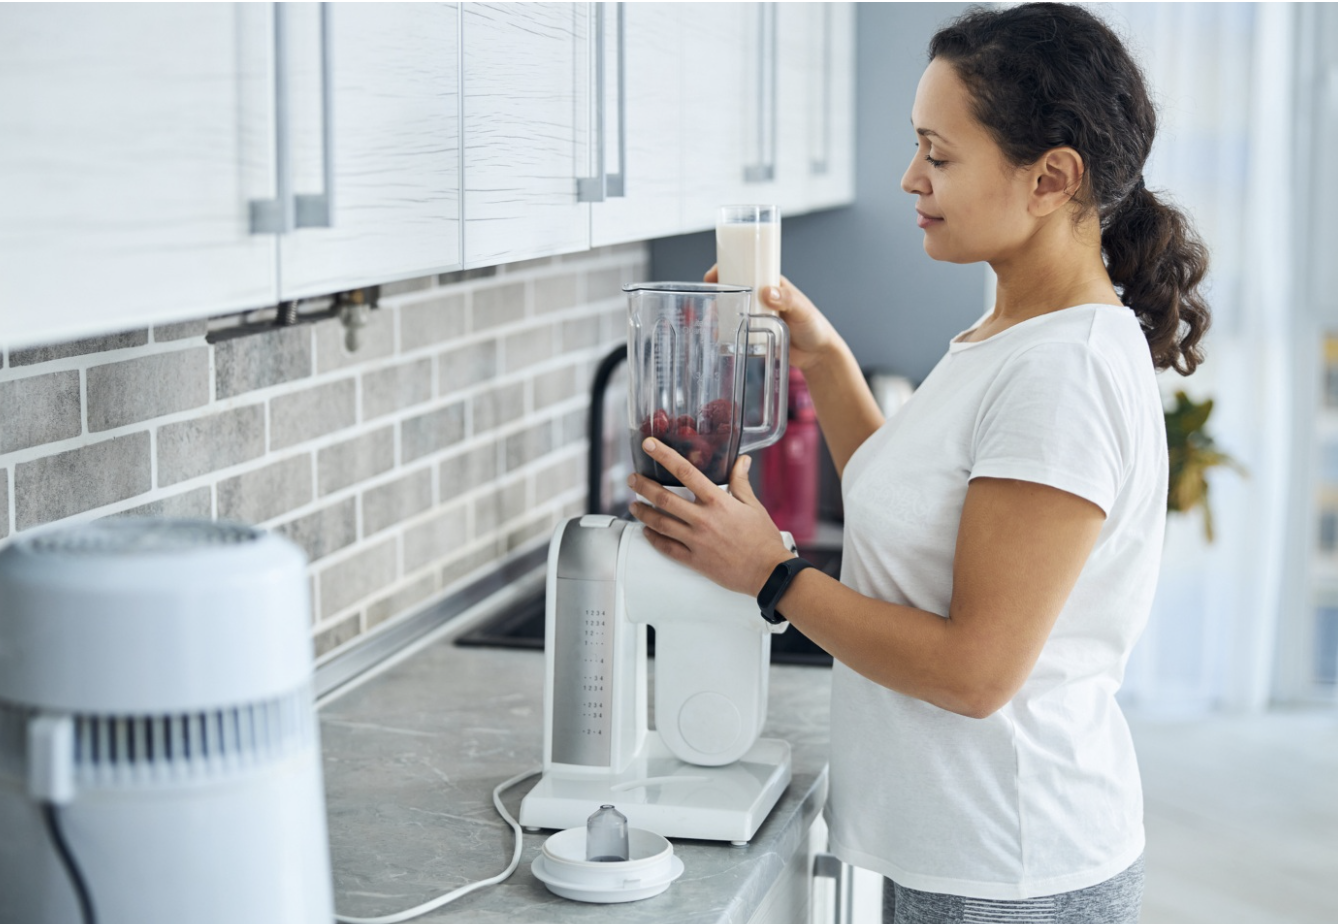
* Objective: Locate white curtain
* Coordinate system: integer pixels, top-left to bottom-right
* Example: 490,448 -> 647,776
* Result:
1089,3 -> 1304,713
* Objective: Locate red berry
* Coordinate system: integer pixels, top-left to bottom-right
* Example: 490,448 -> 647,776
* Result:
700,399 -> 736,435
638,410 -> 670,438
673,415 -> 696,432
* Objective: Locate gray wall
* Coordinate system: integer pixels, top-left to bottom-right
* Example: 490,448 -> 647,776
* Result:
652,2 -> 986,384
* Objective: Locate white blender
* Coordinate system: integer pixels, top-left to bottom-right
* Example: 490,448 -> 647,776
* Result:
519,282 -> 792,846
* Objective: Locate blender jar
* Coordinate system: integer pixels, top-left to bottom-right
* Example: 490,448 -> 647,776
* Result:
625,282 -> 788,488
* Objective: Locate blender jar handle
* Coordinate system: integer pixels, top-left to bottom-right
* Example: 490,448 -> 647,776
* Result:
737,314 -> 789,455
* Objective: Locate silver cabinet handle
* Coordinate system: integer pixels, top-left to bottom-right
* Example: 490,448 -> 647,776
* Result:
577,2 -> 607,202
744,2 -> 777,184
249,2 -> 333,234
295,1 -> 334,227
603,2 -> 626,198
813,853 -> 853,924
250,2 -> 293,234
811,3 -> 831,177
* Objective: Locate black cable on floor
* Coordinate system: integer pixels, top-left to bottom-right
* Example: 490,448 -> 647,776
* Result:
41,802 -> 97,924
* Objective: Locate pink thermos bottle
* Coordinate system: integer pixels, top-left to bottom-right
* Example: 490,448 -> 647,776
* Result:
761,367 -> 820,545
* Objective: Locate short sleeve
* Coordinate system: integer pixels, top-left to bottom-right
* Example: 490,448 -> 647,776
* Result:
971,341 -> 1128,515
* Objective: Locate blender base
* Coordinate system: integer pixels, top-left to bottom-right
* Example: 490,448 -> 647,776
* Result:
519,733 -> 791,844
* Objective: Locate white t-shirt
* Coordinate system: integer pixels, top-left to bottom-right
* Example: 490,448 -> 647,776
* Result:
825,303 -> 1167,900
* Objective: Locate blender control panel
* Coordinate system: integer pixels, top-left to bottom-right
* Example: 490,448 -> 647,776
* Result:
551,577 -> 614,766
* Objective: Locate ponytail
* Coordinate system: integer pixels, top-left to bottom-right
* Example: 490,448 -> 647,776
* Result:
1102,184 -> 1211,375
930,2 -> 1213,376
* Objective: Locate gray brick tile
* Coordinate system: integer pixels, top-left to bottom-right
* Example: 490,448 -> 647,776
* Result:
404,503 -> 468,572
472,479 -> 527,538
0,370 -> 81,453
561,315 -> 602,352
601,306 -> 626,343
157,404 -> 265,486
87,348 -> 210,431
532,363 -> 580,411
561,408 -> 587,447
362,468 -> 433,536
534,273 -> 578,313
109,486 -> 212,520
401,402 -> 466,463
274,497 -> 358,564
438,341 -> 497,395
507,513 -> 554,551
366,573 -> 438,629
315,311 -> 394,374
471,382 -> 525,434
270,378 -> 356,450
471,282 -> 527,330
535,455 -> 584,505
16,432 -> 151,530
379,275 -> 436,298
11,329 -> 148,367
363,358 -> 433,421
153,319 -> 208,342
558,248 -> 598,264
439,442 -> 497,495
216,454 -> 313,524
400,294 -> 466,349
314,614 -> 361,658
440,545 -> 497,590
1,471 -> 8,539
503,326 -> 555,373
319,537 -> 397,619
505,422 -> 554,472
214,325 -> 312,399
318,427 -> 394,496
587,267 -> 624,303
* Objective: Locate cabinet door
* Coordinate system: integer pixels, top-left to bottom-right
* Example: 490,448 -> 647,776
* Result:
729,3 -> 811,220
680,2 -> 751,235
771,2 -> 816,216
0,3 -> 276,348
590,3 -> 684,247
278,2 -> 461,300
463,3 -> 592,267
804,3 -> 856,211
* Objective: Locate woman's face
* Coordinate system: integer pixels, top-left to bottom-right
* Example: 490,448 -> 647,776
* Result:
901,58 -> 1035,265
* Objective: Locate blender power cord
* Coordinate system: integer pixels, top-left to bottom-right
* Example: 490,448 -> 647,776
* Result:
334,767 -> 542,924
42,802 -> 97,924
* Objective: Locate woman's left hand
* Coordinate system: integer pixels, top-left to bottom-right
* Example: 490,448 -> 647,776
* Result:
628,438 -> 795,597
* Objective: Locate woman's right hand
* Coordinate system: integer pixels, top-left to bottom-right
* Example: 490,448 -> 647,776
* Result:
704,266 -> 840,372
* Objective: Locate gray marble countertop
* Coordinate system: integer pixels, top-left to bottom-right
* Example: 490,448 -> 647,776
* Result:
320,626 -> 834,923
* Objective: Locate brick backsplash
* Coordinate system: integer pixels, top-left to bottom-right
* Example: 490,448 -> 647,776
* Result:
0,244 -> 645,660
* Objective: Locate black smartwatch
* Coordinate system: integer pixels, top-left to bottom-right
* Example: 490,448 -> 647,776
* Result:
756,557 -> 815,624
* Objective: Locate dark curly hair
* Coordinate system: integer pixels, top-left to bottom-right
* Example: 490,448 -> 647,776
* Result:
930,2 -> 1211,375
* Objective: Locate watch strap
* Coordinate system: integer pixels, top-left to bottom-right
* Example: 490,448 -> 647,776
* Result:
756,557 -> 815,624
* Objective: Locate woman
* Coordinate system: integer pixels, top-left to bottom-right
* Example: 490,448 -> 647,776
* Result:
628,3 -> 1210,922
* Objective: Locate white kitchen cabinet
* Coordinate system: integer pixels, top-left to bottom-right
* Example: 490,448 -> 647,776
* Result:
680,2 -> 752,233
0,3 -> 277,348
804,3 -> 856,212
462,2 -> 593,267
278,2 -> 462,299
589,3 -> 686,247
681,2 -> 856,237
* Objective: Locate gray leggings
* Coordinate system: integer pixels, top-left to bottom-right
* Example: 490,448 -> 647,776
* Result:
883,855 -> 1144,924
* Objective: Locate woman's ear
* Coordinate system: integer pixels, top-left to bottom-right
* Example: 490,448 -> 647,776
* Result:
1029,147 -> 1085,217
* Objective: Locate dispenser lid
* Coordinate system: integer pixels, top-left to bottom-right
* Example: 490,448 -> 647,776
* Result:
0,518 -> 312,712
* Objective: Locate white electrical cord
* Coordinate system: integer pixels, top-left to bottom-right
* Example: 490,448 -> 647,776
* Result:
334,767 -> 542,924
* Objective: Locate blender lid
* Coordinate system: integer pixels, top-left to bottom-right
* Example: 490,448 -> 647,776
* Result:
622,281 -> 752,294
